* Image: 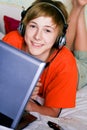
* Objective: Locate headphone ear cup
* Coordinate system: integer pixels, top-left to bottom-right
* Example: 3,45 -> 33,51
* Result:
18,22 -> 25,36
21,10 -> 27,20
17,9 -> 27,36
57,35 -> 66,49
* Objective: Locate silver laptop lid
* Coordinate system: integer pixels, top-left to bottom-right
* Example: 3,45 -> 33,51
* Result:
0,40 -> 46,129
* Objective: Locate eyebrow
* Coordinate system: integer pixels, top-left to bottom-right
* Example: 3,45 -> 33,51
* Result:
29,21 -> 57,30
45,25 -> 57,30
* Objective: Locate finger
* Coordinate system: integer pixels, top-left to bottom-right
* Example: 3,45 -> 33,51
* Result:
36,81 -> 42,87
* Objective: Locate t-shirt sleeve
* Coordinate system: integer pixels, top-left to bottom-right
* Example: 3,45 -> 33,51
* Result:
2,30 -> 23,49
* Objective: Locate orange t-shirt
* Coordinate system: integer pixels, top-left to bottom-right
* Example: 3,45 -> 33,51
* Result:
2,30 -> 24,49
2,30 -> 78,108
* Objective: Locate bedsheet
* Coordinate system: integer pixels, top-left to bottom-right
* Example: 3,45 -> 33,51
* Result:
23,85 -> 87,130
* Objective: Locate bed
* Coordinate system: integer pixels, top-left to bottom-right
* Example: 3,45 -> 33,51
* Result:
0,85 -> 87,130
23,85 -> 87,130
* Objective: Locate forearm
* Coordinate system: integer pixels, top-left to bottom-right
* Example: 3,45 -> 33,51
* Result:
26,101 -> 61,117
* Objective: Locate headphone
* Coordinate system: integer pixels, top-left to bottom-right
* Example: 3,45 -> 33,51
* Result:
18,2 -> 68,49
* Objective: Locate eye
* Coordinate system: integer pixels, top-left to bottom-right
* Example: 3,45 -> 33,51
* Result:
28,22 -> 37,29
46,29 -> 51,32
29,24 -> 36,28
44,28 -> 52,33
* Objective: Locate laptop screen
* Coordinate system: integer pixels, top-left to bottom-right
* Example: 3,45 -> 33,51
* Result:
0,40 -> 45,129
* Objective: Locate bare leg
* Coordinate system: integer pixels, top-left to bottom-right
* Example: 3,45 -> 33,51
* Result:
74,7 -> 87,51
66,0 -> 87,50
72,1 -> 87,90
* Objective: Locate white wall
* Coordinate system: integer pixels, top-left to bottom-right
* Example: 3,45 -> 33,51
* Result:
0,0 -> 34,9
0,0 -> 86,18
0,0 -> 86,13
0,0 -> 87,33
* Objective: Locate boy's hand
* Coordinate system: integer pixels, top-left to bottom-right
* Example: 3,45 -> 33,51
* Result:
30,79 -> 42,100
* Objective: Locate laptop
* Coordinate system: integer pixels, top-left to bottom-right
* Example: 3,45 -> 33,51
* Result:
0,40 -> 46,130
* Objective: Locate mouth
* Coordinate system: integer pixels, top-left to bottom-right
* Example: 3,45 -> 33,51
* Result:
31,41 -> 44,48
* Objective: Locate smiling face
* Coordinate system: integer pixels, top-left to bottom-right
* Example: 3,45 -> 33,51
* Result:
24,16 -> 59,61
22,2 -> 68,61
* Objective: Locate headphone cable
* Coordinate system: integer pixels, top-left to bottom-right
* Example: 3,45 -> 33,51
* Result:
45,48 -> 62,68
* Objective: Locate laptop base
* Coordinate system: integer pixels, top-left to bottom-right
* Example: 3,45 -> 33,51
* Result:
15,111 -> 37,130
0,112 -> 37,130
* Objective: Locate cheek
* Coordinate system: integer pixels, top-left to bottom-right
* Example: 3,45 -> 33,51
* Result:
24,29 -> 31,42
46,36 -> 57,47
24,33 -> 28,44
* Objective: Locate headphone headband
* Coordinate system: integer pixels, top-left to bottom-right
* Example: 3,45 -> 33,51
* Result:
21,2 -> 68,27
42,2 -> 67,25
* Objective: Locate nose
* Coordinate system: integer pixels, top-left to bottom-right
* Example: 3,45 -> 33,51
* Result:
34,29 -> 42,40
